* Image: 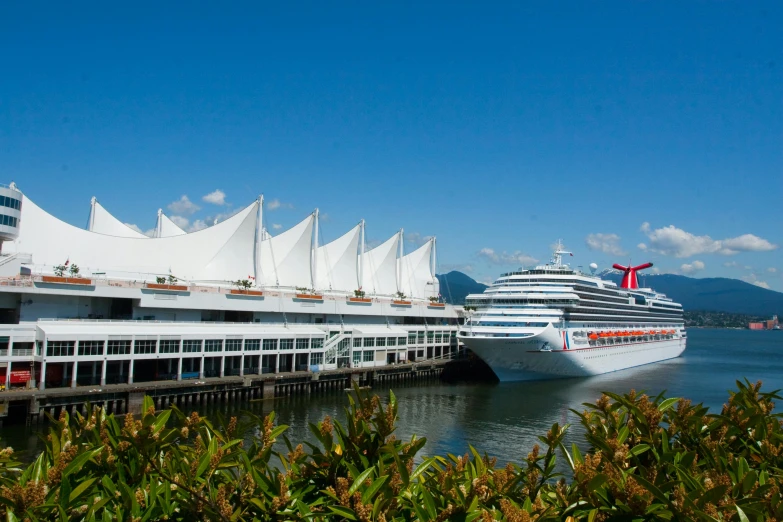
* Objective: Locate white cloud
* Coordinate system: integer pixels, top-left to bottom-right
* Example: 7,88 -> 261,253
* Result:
205,208 -> 241,225
679,260 -> 705,275
723,261 -> 739,268
188,219 -> 208,232
439,263 -> 475,273
768,267 -> 778,274
267,198 -> 294,211
202,189 -> 227,205
169,215 -> 190,229
272,223 -> 283,230
639,222 -> 777,257
585,233 -> 626,256
405,232 -> 434,247
742,273 -> 771,289
320,212 -> 330,222
477,248 -> 537,266
167,195 -> 200,216
124,223 -> 155,237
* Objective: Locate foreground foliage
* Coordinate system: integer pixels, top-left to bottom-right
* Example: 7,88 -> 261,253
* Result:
0,380 -> 782,521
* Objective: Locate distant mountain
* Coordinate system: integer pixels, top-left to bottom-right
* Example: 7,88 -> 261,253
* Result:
437,269 -> 783,316
436,271 -> 487,305
602,271 -> 783,317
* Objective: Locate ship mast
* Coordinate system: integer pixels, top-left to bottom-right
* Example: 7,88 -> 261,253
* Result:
551,239 -> 572,268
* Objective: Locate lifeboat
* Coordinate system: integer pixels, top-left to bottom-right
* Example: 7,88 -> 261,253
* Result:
648,330 -> 656,335
589,333 -> 598,340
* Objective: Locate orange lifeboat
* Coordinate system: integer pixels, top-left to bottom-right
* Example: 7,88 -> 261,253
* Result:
589,333 -> 598,340
648,330 -> 656,335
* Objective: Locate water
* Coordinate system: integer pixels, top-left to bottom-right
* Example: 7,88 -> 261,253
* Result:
3,329 -> 782,465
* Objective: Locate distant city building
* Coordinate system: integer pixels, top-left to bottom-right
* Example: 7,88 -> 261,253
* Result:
749,316 -> 779,330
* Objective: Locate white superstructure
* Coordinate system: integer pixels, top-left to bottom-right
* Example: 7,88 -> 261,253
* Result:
0,185 -> 463,390
459,242 -> 686,381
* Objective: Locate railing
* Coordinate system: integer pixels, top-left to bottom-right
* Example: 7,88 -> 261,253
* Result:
12,348 -> 33,356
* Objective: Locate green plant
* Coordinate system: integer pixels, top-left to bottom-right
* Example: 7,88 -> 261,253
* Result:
167,274 -> 178,285
353,289 -> 365,298
156,276 -> 167,284
52,265 -> 67,277
395,291 -> 407,300
428,296 -> 440,303
68,264 -> 80,277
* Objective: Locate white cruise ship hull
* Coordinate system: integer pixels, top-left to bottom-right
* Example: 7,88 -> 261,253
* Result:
462,330 -> 686,381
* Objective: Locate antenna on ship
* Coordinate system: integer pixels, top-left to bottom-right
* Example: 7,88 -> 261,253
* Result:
551,239 -> 572,268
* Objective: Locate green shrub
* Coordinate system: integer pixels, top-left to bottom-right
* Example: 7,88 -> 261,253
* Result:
0,380 -> 781,520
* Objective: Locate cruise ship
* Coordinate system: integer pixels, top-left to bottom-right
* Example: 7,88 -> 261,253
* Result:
458,242 -> 686,381
0,183 -> 463,390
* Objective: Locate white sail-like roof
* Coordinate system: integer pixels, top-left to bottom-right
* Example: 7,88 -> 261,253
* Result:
88,198 -> 148,238
9,195 -> 258,282
155,211 -> 187,237
360,232 -> 400,296
400,239 -> 435,299
315,223 -> 360,292
257,214 -> 314,288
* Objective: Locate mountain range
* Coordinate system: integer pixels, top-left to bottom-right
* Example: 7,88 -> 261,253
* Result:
436,270 -> 783,317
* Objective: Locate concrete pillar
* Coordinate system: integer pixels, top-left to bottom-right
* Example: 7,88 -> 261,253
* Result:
263,380 -> 275,399
177,358 -> 183,381
127,391 -> 145,416
239,356 -> 245,377
220,356 -> 225,378
258,355 -> 263,375
92,361 -> 98,383
274,354 -> 280,374
128,359 -> 134,384
71,361 -> 78,388
4,365 -> 11,390
199,356 -> 205,379
100,360 -> 107,386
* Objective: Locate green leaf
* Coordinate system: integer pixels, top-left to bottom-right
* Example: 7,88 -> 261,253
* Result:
349,467 -> 375,495
361,475 -> 389,505
69,477 -> 97,502
658,397 -> 680,412
421,486 -> 437,520
629,444 -> 650,457
735,505 -> 750,522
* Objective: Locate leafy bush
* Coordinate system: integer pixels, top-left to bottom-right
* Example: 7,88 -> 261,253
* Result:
0,380 -> 781,520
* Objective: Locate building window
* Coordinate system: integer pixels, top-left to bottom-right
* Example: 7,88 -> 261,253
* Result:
435,333 -> 443,344
427,331 -> 434,342
205,340 -> 223,352
408,334 -> 416,345
310,352 -> 323,366
107,340 -> 131,355
77,341 -> 103,356
353,337 -> 362,348
398,337 -> 407,346
182,340 -> 202,353
42,341 -> 67,357
376,337 -> 386,347
353,351 -> 361,365
363,337 -> 375,348
363,350 -> 374,362
159,340 -> 180,354
296,338 -> 309,350
311,338 -> 324,349
280,339 -> 294,351
245,339 -> 261,351
225,339 -> 242,352
387,337 -> 397,346
134,340 -> 157,354
263,339 -> 277,351
417,332 -> 425,343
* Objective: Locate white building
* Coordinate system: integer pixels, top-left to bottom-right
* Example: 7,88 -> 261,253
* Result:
0,184 -> 464,390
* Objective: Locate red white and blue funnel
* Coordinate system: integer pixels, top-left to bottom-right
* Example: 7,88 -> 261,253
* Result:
612,262 -> 653,289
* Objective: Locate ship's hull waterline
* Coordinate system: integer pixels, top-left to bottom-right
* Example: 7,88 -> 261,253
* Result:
462,331 -> 686,382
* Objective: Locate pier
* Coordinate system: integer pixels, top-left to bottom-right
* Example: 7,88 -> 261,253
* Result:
0,357 -> 483,425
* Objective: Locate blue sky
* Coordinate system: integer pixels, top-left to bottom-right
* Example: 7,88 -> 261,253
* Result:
1,2 -> 781,289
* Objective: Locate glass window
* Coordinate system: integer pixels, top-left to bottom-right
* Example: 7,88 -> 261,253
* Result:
245,339 -> 261,351
107,340 -> 131,355
387,337 -> 396,346
280,339 -> 294,351
376,337 -> 386,347
182,340 -> 202,353
310,352 -> 323,365
77,340 -> 103,356
311,338 -> 324,349
427,331 -> 434,341
417,332 -> 425,343
225,339 -> 242,352
134,340 -> 156,354
363,337 -> 375,347
353,351 -> 361,365
408,334 -> 416,344
435,333 -> 443,344
363,350 -> 374,362
204,340 -> 223,352
159,340 -> 180,353
263,339 -> 277,351
353,337 -> 362,348
296,338 -> 310,350
398,337 -> 407,346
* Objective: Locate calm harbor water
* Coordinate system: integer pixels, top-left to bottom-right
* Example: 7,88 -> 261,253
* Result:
3,328 -> 782,465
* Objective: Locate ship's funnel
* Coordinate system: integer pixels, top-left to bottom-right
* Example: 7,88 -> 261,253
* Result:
612,262 -> 653,289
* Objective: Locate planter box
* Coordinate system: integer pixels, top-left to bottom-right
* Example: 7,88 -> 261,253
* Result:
145,283 -> 189,291
428,302 -> 446,308
41,276 -> 93,285
230,289 -> 264,296
392,300 -> 412,306
348,297 -> 372,303
295,294 -> 323,301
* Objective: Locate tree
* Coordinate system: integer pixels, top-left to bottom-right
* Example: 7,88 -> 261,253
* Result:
53,265 -> 67,277
68,264 -> 80,277
234,279 -> 252,290
167,274 -> 178,285
156,276 -> 167,284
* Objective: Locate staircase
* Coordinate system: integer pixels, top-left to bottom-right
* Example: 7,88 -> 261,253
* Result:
323,332 -> 349,364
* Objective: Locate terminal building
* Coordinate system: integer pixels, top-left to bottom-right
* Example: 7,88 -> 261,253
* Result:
0,183 -> 463,390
